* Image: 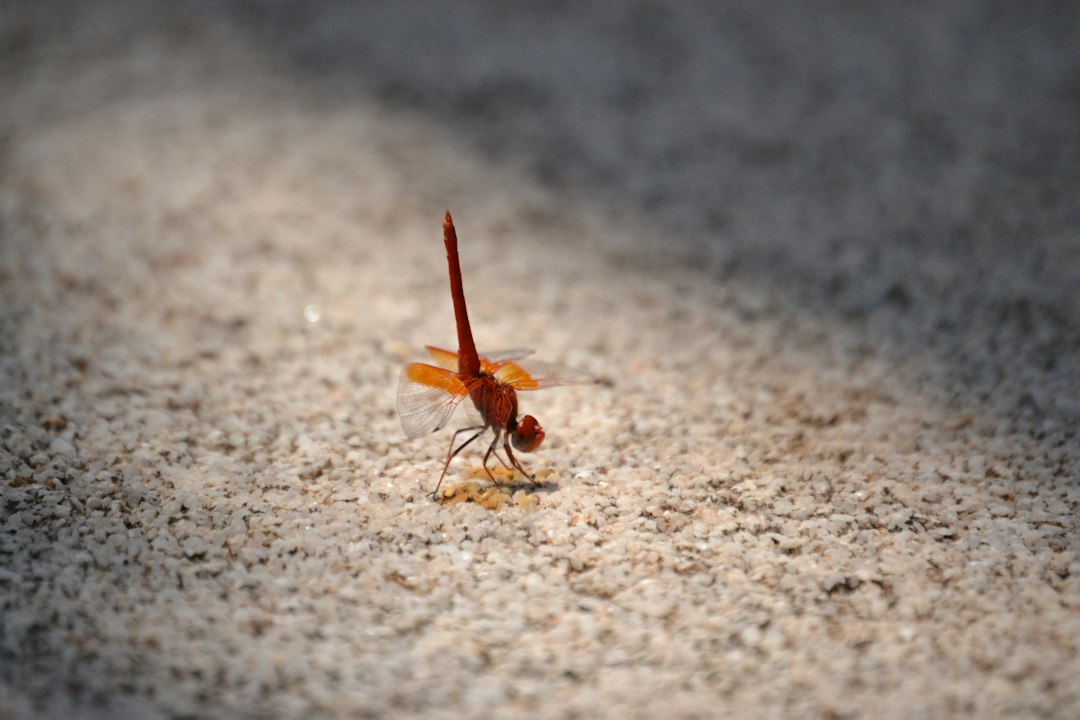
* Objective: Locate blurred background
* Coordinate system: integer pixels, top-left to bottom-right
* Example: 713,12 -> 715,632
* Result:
4,1 -> 1079,430
2,1 -> 1079,717
14,0 -> 1080,419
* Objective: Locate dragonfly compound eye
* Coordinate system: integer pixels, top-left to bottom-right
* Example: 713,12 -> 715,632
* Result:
512,415 -> 545,452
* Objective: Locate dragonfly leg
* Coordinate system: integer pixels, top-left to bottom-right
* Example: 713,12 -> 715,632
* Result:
480,429 -> 504,483
486,442 -> 515,474
431,425 -> 485,498
502,433 -> 536,484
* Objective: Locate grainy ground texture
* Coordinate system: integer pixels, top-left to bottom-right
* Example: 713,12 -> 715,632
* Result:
2,2 -> 1079,718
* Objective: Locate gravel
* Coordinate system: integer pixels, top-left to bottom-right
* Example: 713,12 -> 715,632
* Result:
1,2 -> 1078,718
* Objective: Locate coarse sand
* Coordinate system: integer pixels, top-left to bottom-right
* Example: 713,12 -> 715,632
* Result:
1,2 -> 1078,718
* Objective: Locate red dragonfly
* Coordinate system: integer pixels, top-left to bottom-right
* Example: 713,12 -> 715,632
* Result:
398,211 -> 593,497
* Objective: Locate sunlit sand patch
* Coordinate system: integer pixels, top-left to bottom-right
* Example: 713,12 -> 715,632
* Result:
438,465 -> 551,509
462,465 -> 557,484
515,492 -> 540,511
466,465 -> 518,483
439,482 -> 514,510
530,468 -> 556,484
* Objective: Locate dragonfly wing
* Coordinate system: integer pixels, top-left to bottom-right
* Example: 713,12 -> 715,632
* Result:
495,358 -> 597,391
478,349 -> 534,376
478,348 -> 535,363
397,363 -> 469,438
425,347 -> 535,375
424,346 -> 459,371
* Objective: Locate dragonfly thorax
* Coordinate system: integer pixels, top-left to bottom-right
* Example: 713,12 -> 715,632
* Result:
469,377 -> 520,430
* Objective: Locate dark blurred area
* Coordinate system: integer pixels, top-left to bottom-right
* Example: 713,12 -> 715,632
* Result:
6,0 -> 1080,431
224,0 -> 1080,433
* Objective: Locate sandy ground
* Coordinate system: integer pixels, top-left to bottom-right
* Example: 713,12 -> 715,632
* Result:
1,2 -> 1079,718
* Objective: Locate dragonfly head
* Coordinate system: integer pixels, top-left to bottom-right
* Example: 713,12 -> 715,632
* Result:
511,415 -> 545,452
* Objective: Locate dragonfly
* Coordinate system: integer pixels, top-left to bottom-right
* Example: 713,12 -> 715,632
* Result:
397,211 -> 594,497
